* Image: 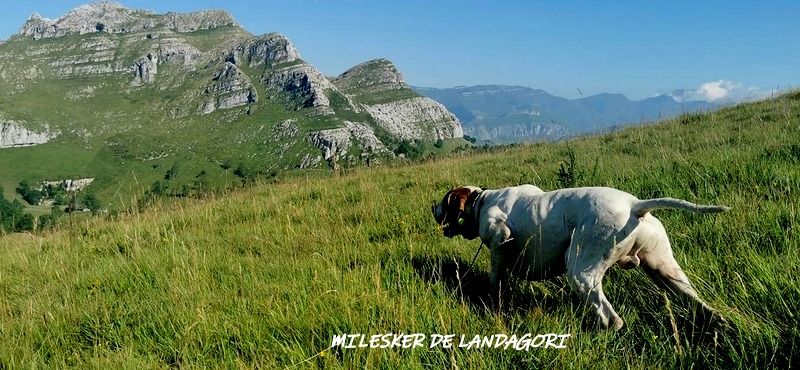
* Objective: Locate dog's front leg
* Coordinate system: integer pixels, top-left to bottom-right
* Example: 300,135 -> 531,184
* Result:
489,247 -> 506,291
485,218 -> 513,303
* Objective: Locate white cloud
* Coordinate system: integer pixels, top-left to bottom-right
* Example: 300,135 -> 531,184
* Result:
670,80 -> 774,103
697,80 -> 737,101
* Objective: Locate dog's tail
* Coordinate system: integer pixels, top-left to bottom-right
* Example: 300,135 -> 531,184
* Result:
632,197 -> 731,217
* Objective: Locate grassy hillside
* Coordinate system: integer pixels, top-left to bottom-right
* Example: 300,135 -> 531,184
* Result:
1,92 -> 798,368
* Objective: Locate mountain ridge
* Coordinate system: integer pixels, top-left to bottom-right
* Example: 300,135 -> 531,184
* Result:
0,2 -> 465,207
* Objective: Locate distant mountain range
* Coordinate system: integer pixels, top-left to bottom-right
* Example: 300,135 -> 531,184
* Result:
414,85 -> 718,143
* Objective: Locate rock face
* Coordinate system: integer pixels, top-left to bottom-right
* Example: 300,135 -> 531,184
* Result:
132,53 -> 157,84
0,121 -> 56,148
230,33 -> 300,68
308,121 -> 390,164
334,59 -> 463,141
333,58 -> 405,94
17,1 -> 237,40
158,37 -> 202,68
41,178 -> 95,192
44,35 -> 125,79
200,62 -> 257,114
363,97 -> 463,140
465,123 -> 567,142
161,10 -> 237,32
271,119 -> 300,140
263,63 -> 334,111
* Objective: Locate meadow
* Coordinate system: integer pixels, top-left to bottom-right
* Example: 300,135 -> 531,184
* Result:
1,92 -> 798,368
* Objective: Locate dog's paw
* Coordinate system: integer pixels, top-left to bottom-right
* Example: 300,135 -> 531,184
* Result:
596,316 -> 625,331
611,317 -> 625,331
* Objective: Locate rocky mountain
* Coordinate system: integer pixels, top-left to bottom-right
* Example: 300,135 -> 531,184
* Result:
415,85 -> 715,143
0,2 -> 464,205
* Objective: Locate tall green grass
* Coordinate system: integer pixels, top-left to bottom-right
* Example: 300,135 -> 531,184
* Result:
1,93 -> 799,368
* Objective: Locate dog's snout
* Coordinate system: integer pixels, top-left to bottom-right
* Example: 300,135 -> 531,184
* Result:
431,201 -> 445,224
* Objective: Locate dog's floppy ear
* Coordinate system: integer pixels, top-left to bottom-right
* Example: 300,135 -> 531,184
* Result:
447,187 -> 472,219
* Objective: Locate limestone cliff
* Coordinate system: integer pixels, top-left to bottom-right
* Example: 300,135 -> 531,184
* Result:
334,59 -> 463,141
0,121 -> 56,148
230,33 -> 300,68
333,58 -> 405,94
263,63 -> 335,112
363,97 -> 463,140
199,62 -> 257,114
17,1 -> 237,40
308,121 -> 390,166
465,123 -> 567,143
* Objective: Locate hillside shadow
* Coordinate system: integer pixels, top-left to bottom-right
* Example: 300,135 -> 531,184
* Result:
411,255 -> 567,316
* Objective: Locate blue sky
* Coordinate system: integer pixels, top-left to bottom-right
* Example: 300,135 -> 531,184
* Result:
1,1 -> 798,99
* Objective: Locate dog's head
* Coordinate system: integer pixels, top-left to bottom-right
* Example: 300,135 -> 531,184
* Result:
432,186 -> 482,239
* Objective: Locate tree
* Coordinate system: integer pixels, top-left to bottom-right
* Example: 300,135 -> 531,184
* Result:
16,180 -> 42,206
192,169 -> 209,194
15,213 -> 34,232
0,188 -> 29,234
41,184 -> 68,205
80,193 -> 102,215
165,162 -> 180,181
233,164 -> 257,183
37,214 -> 57,230
395,140 -> 423,159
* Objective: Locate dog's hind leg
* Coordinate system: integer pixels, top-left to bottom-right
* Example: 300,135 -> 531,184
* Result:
639,235 -> 724,326
565,227 -> 625,331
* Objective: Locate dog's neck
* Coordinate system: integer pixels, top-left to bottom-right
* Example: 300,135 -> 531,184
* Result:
464,188 -> 485,226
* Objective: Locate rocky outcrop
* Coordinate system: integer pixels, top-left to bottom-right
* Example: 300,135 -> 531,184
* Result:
17,2 -> 237,40
226,33 -> 333,112
263,63 -> 334,111
333,58 -> 405,94
132,53 -> 157,84
465,123 -> 567,142
161,10 -> 237,32
19,2 -> 154,39
308,121 -> 389,163
363,97 -> 463,140
41,178 -> 95,192
158,37 -> 202,68
271,119 -> 300,140
44,35 -> 126,78
18,13 -> 59,40
299,153 -> 322,169
0,121 -> 56,148
199,62 -> 257,114
229,33 -> 300,68
335,58 -> 465,141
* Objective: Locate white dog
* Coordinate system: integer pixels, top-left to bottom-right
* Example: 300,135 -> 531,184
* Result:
432,185 -> 729,330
